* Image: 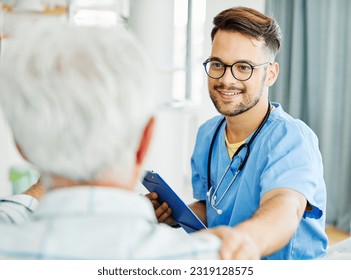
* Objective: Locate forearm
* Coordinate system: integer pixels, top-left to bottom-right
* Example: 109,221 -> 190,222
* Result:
0,183 -> 44,224
189,200 -> 207,225
0,194 -> 39,224
236,188 -> 306,257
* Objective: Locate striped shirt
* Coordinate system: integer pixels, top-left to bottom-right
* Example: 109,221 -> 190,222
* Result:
0,186 -> 220,259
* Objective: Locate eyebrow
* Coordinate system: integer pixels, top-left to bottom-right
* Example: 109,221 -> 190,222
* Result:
208,56 -> 257,65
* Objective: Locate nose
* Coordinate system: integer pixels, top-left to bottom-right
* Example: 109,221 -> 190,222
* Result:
218,66 -> 239,85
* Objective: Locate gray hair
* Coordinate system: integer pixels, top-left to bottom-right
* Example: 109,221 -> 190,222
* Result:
0,21 -> 155,184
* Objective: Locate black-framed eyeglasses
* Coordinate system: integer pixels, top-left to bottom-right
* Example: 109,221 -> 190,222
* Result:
203,58 -> 272,81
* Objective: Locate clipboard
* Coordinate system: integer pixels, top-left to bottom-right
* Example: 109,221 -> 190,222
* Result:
142,170 -> 207,233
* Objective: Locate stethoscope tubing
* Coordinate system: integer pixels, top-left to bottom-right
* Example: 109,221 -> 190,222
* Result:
206,102 -> 272,213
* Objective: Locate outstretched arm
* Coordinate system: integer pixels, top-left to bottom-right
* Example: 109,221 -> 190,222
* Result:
212,188 -> 307,259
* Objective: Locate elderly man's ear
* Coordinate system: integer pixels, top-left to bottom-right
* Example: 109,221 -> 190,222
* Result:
136,117 -> 155,166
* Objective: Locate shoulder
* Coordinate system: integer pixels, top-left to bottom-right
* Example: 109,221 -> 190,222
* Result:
259,103 -> 322,166
197,115 -> 224,138
193,115 -> 224,154
268,103 -> 318,143
192,115 -> 224,166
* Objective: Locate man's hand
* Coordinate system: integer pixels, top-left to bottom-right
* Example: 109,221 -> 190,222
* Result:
206,226 -> 260,260
145,192 -> 177,226
24,182 -> 45,201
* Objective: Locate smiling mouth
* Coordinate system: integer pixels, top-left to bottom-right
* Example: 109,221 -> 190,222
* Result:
214,85 -> 244,97
218,90 -> 242,96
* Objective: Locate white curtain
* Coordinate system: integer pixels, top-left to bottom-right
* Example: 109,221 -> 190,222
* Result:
266,0 -> 351,232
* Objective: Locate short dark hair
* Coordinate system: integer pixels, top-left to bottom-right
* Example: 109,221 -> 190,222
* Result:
211,6 -> 282,56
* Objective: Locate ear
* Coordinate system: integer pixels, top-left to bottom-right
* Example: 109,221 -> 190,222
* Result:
265,62 -> 279,87
136,117 -> 155,166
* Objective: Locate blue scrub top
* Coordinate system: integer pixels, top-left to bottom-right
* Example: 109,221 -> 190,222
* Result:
191,103 -> 328,260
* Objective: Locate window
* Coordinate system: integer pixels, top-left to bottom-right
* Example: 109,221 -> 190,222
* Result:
173,0 -> 206,103
70,0 -> 129,27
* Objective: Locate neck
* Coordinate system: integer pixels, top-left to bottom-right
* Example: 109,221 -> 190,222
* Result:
41,173 -> 130,191
225,100 -> 270,143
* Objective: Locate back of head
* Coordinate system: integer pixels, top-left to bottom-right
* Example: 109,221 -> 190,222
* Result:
211,6 -> 282,57
0,21 -> 155,184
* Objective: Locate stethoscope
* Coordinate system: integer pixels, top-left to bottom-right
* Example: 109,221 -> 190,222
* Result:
206,102 -> 272,215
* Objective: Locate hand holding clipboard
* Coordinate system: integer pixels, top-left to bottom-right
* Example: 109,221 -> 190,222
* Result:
142,170 -> 207,233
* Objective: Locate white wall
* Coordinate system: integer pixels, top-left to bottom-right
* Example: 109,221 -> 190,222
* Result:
137,105 -> 198,203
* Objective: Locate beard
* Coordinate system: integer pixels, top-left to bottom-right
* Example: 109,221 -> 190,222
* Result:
210,87 -> 261,117
209,75 -> 266,117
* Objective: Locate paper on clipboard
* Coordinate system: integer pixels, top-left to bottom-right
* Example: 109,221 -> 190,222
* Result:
142,170 -> 207,233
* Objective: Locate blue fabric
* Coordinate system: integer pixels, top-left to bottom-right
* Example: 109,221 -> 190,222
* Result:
191,103 -> 328,260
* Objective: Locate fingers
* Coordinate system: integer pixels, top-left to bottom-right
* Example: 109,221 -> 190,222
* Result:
145,192 -> 161,209
145,192 -> 158,201
207,226 -> 237,259
220,241 -> 256,260
144,192 -> 173,224
156,204 -> 172,223
150,198 -> 161,209
208,226 -> 260,260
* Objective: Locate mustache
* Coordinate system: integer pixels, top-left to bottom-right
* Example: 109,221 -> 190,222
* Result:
213,84 -> 245,91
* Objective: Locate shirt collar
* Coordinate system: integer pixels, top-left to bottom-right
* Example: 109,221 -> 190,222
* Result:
32,186 -> 156,223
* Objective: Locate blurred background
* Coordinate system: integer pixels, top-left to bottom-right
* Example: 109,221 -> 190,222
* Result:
0,0 -> 350,238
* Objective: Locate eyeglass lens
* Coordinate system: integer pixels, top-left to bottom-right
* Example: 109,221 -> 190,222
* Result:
204,60 -> 253,81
